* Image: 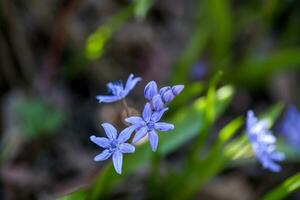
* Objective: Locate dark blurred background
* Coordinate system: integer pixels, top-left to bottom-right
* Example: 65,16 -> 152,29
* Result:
0,0 -> 300,199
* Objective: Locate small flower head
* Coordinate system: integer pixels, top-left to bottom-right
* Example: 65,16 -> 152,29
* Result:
90,123 -> 136,174
279,106 -> 300,150
144,80 -> 184,110
159,85 -> 184,103
125,103 -> 174,151
246,110 -> 285,172
96,74 -> 142,103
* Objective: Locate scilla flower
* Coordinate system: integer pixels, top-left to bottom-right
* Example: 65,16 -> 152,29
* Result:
144,81 -> 184,110
96,74 -> 142,103
90,123 -> 135,174
246,111 -> 285,172
279,106 -> 300,150
125,103 -> 174,151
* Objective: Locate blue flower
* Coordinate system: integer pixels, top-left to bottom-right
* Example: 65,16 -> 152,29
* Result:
279,106 -> 300,150
246,110 -> 285,172
90,123 -> 136,174
144,81 -> 184,110
96,74 -> 142,103
125,103 -> 174,151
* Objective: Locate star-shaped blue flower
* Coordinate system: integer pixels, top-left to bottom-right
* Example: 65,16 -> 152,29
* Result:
279,106 -> 300,150
90,123 -> 136,174
125,103 -> 174,151
246,110 -> 285,172
144,81 -> 184,111
96,74 -> 142,103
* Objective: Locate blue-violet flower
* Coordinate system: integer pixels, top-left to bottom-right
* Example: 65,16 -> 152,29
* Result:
90,123 -> 135,174
144,81 -> 184,110
246,110 -> 285,172
96,74 -> 142,103
279,106 -> 300,150
125,103 -> 174,151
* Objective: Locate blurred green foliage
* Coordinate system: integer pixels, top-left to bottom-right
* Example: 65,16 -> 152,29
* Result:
17,99 -> 64,139
262,172 -> 300,200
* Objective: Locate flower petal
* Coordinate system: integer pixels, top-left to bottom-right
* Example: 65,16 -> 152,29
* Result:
152,94 -> 164,111
112,151 -> 123,174
144,81 -> 158,101
101,123 -> 117,139
119,143 -> 135,153
94,149 -> 112,161
154,122 -> 174,131
246,110 -> 257,130
133,126 -> 148,143
118,126 -> 136,143
90,135 -> 111,148
270,152 -> 285,161
172,85 -> 184,96
125,116 -> 145,127
151,108 -> 168,122
143,103 -> 152,122
160,87 -> 175,103
125,74 -> 142,94
148,130 -> 158,152
96,95 -> 121,103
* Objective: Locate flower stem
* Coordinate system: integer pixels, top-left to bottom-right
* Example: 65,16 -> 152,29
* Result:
122,99 -> 130,117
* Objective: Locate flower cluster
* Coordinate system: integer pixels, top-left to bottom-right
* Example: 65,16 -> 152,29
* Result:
246,111 -> 285,172
90,74 -> 184,174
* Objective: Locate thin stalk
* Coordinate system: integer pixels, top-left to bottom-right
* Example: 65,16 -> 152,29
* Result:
122,99 -> 130,118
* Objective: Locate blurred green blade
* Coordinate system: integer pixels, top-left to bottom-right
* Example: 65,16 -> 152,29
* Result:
59,190 -> 87,200
237,49 -> 300,87
217,116 -> 243,144
262,173 -> 300,200
207,0 -> 232,66
84,4 -> 134,60
134,0 -> 153,20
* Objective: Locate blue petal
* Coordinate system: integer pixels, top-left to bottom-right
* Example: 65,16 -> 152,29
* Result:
246,110 -> 257,130
160,87 -> 175,103
101,123 -> 117,139
90,135 -> 111,148
118,126 -> 136,143
144,81 -> 158,101
119,143 -> 135,153
96,95 -> 121,103
94,149 -> 112,161
133,126 -> 148,143
125,117 -> 145,127
151,108 -> 168,122
154,122 -> 174,131
148,130 -> 158,152
143,103 -> 152,122
152,94 -> 165,111
270,151 -> 285,161
262,158 -> 281,172
112,151 -> 123,174
124,74 -> 142,94
172,85 -> 184,96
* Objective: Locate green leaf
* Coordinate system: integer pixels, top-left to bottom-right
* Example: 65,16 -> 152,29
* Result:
84,4 -> 134,60
134,0 -> 153,20
262,172 -> 300,200
207,0 -> 232,67
237,49 -> 300,87
59,190 -> 88,200
217,117 -> 244,143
